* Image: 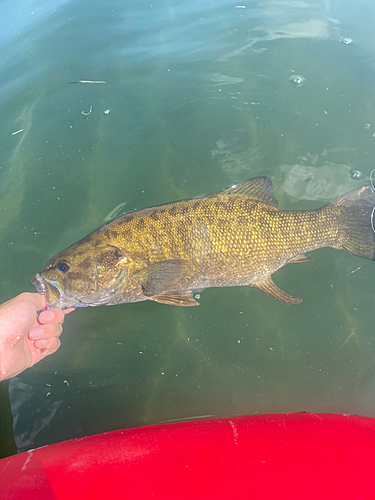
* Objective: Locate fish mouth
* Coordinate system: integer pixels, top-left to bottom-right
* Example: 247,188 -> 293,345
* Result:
31,273 -> 46,294
31,273 -> 62,309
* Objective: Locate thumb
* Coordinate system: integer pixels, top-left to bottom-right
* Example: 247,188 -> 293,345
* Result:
14,293 -> 46,312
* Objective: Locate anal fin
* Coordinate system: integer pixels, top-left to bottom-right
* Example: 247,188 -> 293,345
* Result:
150,290 -> 199,307
252,277 -> 302,305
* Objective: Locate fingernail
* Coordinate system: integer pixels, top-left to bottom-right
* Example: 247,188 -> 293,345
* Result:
29,328 -> 43,339
40,311 -> 54,323
35,339 -> 47,348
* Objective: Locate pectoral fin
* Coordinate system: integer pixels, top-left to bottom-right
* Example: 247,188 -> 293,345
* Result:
150,290 -> 199,307
252,277 -> 302,305
135,259 -> 192,297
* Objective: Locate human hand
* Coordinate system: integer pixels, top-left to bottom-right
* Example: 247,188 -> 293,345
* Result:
0,293 -> 74,381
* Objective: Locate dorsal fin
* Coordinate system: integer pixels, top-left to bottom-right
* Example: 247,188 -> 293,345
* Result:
210,177 -> 278,207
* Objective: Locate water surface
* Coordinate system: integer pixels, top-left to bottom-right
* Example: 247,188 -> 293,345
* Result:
1,0 -> 375,453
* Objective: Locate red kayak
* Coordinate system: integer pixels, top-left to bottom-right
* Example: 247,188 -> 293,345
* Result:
1,412 -> 375,499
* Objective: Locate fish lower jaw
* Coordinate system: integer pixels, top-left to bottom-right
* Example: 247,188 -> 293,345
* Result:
31,274 -> 46,294
31,275 -> 64,309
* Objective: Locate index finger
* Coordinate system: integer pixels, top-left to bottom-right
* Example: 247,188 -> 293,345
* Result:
14,292 -> 46,311
38,307 -> 75,325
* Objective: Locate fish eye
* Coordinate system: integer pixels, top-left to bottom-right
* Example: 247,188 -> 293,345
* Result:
57,261 -> 70,273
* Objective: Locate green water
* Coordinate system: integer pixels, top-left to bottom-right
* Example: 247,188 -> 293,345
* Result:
1,0 -> 375,453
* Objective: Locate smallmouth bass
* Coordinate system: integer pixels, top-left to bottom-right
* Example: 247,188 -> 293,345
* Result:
31,177 -> 375,310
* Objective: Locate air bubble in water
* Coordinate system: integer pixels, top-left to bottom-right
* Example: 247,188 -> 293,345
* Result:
365,124 -> 371,130
340,37 -> 353,45
350,169 -> 363,180
289,75 -> 305,86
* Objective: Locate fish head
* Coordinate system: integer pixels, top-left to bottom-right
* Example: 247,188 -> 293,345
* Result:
31,240 -> 129,310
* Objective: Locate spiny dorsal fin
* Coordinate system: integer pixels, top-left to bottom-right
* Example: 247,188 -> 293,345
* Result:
210,177 -> 278,207
150,290 -> 199,307
251,277 -> 302,304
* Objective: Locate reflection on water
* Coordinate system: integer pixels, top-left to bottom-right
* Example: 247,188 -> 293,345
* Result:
0,0 -> 375,454
280,157 -> 356,201
8,378 -> 63,451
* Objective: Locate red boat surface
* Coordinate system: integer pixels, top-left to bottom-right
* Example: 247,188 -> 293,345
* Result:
1,412 -> 375,499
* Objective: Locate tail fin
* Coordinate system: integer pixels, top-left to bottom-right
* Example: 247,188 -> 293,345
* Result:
330,185 -> 375,260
